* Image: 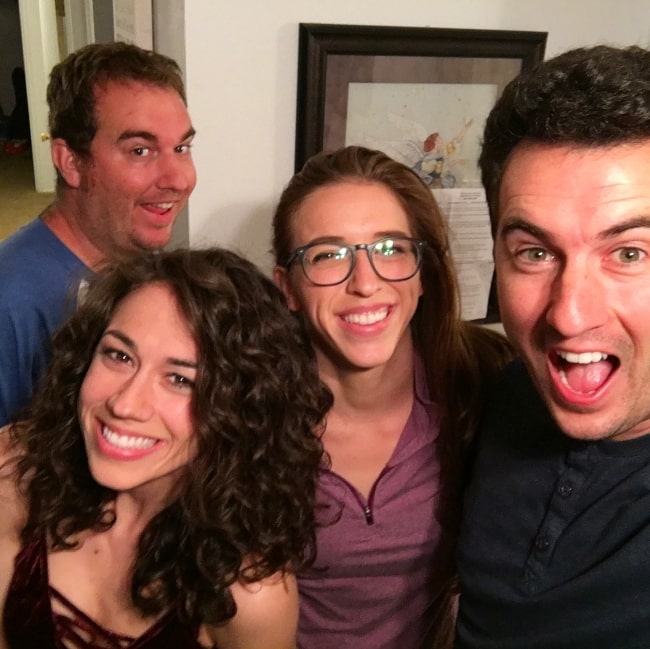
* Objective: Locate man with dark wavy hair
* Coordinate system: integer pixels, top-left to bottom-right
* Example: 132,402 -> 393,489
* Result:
0,42 -> 196,426
457,45 -> 650,649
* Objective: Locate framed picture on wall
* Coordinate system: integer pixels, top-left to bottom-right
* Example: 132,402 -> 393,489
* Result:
295,23 -> 547,172
294,23 -> 547,322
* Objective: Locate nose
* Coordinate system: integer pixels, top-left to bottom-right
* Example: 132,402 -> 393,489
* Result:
156,152 -> 196,193
346,248 -> 381,296
544,259 -> 608,337
106,374 -> 155,421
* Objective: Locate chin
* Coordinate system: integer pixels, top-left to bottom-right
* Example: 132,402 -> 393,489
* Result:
546,406 -> 618,442
347,351 -> 394,370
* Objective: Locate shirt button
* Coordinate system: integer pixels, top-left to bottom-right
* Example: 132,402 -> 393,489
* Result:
557,482 -> 573,498
535,536 -> 550,552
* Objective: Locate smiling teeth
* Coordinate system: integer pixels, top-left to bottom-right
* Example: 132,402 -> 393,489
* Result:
557,351 -> 609,364
102,425 -> 156,450
343,309 -> 388,325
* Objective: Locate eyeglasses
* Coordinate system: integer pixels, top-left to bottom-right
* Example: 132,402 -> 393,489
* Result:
285,236 -> 426,286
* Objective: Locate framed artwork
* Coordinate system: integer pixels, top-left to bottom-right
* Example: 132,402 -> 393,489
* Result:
295,23 -> 547,173
294,23 -> 547,323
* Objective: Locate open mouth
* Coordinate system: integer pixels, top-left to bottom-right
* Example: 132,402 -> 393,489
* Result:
552,350 -> 619,395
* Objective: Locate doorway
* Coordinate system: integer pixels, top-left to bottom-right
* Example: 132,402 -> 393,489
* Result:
0,0 -> 114,240
0,0 -> 55,239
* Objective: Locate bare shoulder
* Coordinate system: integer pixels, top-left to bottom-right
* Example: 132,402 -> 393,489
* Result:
203,571 -> 298,649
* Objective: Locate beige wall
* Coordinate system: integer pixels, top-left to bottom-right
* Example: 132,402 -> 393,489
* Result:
182,0 -> 650,270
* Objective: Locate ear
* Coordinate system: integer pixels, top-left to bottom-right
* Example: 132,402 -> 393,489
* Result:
50,138 -> 83,188
273,266 -> 302,312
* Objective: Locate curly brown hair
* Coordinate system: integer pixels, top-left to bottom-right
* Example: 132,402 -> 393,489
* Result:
9,247 -> 332,626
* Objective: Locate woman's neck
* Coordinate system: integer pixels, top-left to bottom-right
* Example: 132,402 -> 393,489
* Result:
317,333 -> 416,417
110,473 -> 182,533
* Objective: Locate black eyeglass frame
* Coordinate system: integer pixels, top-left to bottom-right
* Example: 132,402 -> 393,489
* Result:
285,237 -> 427,286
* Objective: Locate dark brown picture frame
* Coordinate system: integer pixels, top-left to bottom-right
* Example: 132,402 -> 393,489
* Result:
295,23 -> 547,170
294,23 -> 547,323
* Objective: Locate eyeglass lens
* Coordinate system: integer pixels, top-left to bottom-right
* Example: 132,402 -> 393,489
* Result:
301,237 -> 421,285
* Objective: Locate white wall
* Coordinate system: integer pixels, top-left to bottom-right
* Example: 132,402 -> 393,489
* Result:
183,0 -> 650,271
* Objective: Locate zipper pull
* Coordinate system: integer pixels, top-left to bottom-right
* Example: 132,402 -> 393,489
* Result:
363,505 -> 374,525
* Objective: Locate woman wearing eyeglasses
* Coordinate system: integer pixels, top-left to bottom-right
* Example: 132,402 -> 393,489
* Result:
272,146 -> 513,649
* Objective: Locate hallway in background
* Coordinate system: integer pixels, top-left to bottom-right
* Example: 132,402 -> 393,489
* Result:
0,147 -> 53,241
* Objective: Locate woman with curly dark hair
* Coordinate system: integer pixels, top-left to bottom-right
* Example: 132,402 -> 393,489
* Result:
0,247 -> 332,648
272,146 -> 514,649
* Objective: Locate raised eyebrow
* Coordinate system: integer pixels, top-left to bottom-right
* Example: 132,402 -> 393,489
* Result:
301,232 -> 411,248
499,218 -> 551,243
116,127 -> 196,145
102,329 -> 136,350
117,130 -> 157,144
301,236 -> 349,248
374,231 -> 412,240
168,358 -> 198,370
180,127 -> 196,143
601,217 -> 650,239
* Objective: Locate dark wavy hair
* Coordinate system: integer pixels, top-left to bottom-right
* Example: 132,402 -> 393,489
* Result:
8,247 -> 332,626
272,146 -> 514,647
480,44 -> 650,234
47,41 -> 186,191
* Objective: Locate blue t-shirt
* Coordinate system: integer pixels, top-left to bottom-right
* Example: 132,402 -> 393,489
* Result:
0,218 -> 88,425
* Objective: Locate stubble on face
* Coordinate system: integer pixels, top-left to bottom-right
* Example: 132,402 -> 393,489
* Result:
71,81 -> 196,263
495,141 -> 650,442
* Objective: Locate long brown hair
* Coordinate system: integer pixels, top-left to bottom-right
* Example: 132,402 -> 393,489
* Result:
273,146 -> 511,436
272,146 -> 514,646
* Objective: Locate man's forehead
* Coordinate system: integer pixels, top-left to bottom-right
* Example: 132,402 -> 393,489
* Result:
91,79 -> 191,142
93,78 -> 182,105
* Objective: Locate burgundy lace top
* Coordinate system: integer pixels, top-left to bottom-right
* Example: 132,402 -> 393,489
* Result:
3,534 -> 203,648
